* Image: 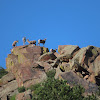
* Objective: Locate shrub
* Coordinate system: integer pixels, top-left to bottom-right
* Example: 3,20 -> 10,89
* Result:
32,78 -> 83,100
28,83 -> 41,91
0,66 -> 8,79
31,78 -> 97,100
28,70 -> 98,100
18,86 -> 25,93
10,94 -> 16,100
46,69 -> 56,78
71,85 -> 85,100
97,86 -> 100,96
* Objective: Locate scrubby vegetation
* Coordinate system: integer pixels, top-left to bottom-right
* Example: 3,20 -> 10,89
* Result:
10,94 -> 16,100
2,69 -> 98,100
0,66 -> 8,79
27,70 -> 98,100
46,69 -> 56,78
18,86 -> 25,93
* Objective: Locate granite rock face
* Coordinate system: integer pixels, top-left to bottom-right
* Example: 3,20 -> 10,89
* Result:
6,45 -> 48,87
1,44 -> 100,99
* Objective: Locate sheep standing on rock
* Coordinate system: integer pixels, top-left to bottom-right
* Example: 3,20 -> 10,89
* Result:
50,49 -> 57,53
12,40 -> 18,47
27,39 -> 36,45
22,37 -> 26,45
38,38 -> 47,47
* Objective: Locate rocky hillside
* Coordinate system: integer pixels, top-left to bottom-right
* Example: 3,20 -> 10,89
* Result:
0,44 -> 100,99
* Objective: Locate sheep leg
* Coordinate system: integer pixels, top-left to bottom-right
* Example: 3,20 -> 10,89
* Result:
43,43 -> 44,47
38,43 -> 40,46
24,41 -> 26,45
23,42 -> 25,45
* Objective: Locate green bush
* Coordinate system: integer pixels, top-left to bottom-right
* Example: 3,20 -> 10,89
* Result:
97,86 -> 100,96
28,83 -> 41,91
83,94 -> 97,100
10,94 -> 16,100
46,69 -> 56,78
31,78 -> 97,100
18,86 -> 25,93
0,66 -> 8,79
32,78 -> 84,100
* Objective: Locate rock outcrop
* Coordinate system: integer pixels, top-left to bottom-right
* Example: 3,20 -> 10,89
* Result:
1,45 -> 49,99
55,45 -> 100,95
6,45 -> 48,88
1,44 -> 100,99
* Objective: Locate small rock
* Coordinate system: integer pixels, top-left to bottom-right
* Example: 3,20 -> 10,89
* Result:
55,66 -> 63,79
36,61 -> 53,72
57,54 -> 72,62
1,96 -> 7,100
51,59 -> 60,68
16,92 -> 24,100
54,52 -> 60,58
84,75 -> 89,80
24,89 -> 32,100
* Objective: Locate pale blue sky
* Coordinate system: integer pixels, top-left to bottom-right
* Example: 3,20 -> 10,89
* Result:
0,0 -> 100,68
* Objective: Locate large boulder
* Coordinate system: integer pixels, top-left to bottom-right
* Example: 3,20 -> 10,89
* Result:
38,52 -> 57,61
0,73 -> 15,86
0,80 -> 18,98
9,45 -> 49,67
36,61 -> 53,72
59,71 -> 98,95
6,45 -> 48,87
23,69 -> 47,88
9,63 -> 47,88
58,45 -> 80,56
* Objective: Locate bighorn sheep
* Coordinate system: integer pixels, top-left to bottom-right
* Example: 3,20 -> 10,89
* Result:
27,39 -> 36,45
22,37 -> 26,45
38,38 -> 46,47
50,49 -> 57,53
12,40 -> 18,47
